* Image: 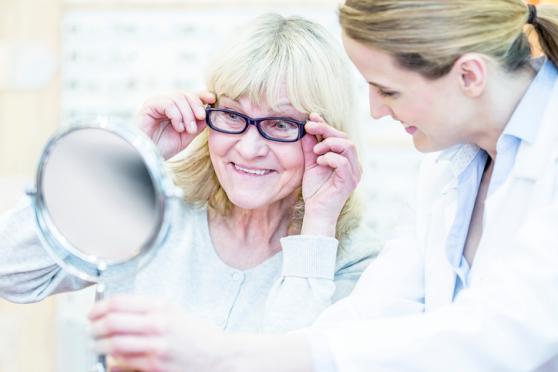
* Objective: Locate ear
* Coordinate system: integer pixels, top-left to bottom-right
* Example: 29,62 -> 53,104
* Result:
452,53 -> 487,98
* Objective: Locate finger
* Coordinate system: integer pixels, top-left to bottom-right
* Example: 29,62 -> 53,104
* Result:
301,134 -> 319,171
198,91 -> 217,105
316,152 -> 360,186
313,137 -> 360,176
93,335 -> 167,358
313,137 -> 356,157
110,355 -> 166,372
160,99 -> 185,133
138,97 -> 176,137
89,295 -> 165,320
183,92 -> 208,133
171,93 -> 196,134
144,96 -> 185,133
308,112 -> 325,123
91,312 -> 167,338
305,120 -> 347,140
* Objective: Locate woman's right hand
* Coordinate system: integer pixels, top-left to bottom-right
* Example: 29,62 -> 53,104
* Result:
138,91 -> 216,160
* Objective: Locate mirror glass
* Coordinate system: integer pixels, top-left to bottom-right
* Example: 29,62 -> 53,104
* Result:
41,128 -> 160,263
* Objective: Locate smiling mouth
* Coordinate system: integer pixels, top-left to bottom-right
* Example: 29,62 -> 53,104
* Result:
232,163 -> 274,176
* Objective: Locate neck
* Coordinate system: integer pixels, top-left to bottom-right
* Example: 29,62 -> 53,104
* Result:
208,193 -> 298,260
227,196 -> 296,245
473,66 -> 535,160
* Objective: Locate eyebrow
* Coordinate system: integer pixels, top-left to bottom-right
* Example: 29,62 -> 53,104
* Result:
367,81 -> 395,90
219,98 -> 300,117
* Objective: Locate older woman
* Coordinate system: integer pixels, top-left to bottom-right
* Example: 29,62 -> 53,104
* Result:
0,13 -> 375,334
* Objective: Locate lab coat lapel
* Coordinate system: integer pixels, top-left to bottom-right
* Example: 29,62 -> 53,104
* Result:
470,80 -> 558,282
424,175 -> 459,311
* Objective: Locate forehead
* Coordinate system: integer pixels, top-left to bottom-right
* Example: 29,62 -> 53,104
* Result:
219,94 -> 303,117
341,34 -> 425,90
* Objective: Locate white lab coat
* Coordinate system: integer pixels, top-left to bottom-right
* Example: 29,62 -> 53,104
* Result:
314,76 -> 558,371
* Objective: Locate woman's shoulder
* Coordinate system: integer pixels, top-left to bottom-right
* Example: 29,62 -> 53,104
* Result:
166,200 -> 208,236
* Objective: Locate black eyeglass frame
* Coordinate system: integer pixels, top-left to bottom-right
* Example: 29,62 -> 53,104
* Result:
205,107 -> 307,143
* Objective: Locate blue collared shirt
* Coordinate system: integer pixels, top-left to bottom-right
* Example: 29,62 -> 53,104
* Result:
443,58 -> 558,298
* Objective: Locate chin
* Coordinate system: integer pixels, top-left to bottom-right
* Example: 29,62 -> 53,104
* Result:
226,192 -> 270,210
412,136 -> 446,153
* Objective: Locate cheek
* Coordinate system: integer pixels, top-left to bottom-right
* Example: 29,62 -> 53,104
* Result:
272,143 -> 304,176
208,131 -> 233,158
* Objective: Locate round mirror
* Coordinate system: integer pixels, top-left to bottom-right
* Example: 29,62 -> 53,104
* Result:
26,118 -> 183,282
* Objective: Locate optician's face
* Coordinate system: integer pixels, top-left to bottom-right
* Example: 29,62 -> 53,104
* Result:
207,93 -> 306,210
342,34 -> 471,152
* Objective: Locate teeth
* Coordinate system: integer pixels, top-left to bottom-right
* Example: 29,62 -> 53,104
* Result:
234,164 -> 271,175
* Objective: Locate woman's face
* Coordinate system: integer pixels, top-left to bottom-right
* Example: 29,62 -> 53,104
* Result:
208,93 -> 306,210
342,34 -> 472,152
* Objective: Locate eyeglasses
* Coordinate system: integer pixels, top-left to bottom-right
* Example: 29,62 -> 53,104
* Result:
205,107 -> 306,143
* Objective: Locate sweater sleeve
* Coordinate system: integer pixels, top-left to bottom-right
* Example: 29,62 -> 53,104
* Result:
0,198 -> 91,303
261,230 -> 378,333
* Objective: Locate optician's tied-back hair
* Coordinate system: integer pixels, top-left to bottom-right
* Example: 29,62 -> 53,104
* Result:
171,13 -> 362,243
339,0 -> 558,78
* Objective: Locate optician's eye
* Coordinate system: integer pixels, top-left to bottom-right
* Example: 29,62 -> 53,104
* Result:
377,88 -> 399,98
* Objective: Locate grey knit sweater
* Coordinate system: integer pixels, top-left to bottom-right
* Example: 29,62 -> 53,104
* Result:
0,198 -> 378,332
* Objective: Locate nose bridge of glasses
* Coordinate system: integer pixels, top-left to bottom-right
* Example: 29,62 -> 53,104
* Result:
246,117 -> 259,127
246,117 -> 268,138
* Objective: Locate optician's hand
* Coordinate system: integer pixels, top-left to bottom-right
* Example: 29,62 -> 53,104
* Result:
301,113 -> 362,237
89,295 -> 227,372
90,295 -> 314,372
138,91 -> 216,160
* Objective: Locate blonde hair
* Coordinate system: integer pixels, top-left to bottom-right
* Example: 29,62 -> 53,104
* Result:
339,0 -> 558,78
171,13 -> 362,243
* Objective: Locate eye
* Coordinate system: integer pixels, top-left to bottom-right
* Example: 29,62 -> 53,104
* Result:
273,120 -> 291,130
377,88 -> 399,98
226,112 -> 242,121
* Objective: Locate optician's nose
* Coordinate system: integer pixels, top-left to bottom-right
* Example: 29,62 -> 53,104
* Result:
234,125 -> 269,159
368,88 -> 393,120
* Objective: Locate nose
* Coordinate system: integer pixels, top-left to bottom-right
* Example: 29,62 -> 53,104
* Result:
234,125 -> 269,159
368,88 -> 392,119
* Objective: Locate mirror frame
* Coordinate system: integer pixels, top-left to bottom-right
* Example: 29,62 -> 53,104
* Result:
26,117 -> 183,282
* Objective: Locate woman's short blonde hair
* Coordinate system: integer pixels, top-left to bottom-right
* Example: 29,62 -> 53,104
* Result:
170,13 -> 362,244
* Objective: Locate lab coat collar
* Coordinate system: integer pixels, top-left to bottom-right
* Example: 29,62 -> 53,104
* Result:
436,144 -> 481,180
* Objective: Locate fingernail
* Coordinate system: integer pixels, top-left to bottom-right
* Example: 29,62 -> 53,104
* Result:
196,107 -> 206,119
178,121 -> 185,132
169,106 -> 180,118
189,121 -> 197,134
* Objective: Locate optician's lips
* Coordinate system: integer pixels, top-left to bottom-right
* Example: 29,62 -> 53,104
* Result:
231,162 -> 275,176
401,123 -> 417,135
405,126 -> 417,135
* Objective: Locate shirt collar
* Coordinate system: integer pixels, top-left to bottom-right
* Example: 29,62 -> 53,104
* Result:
436,58 -> 558,178
502,57 -> 558,144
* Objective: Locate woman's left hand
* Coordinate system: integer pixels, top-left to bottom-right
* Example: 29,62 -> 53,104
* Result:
89,295 -> 224,372
300,113 -> 362,236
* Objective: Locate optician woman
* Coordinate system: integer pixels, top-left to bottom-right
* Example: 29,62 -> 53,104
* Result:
89,1 -> 558,371
0,14 -> 375,335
